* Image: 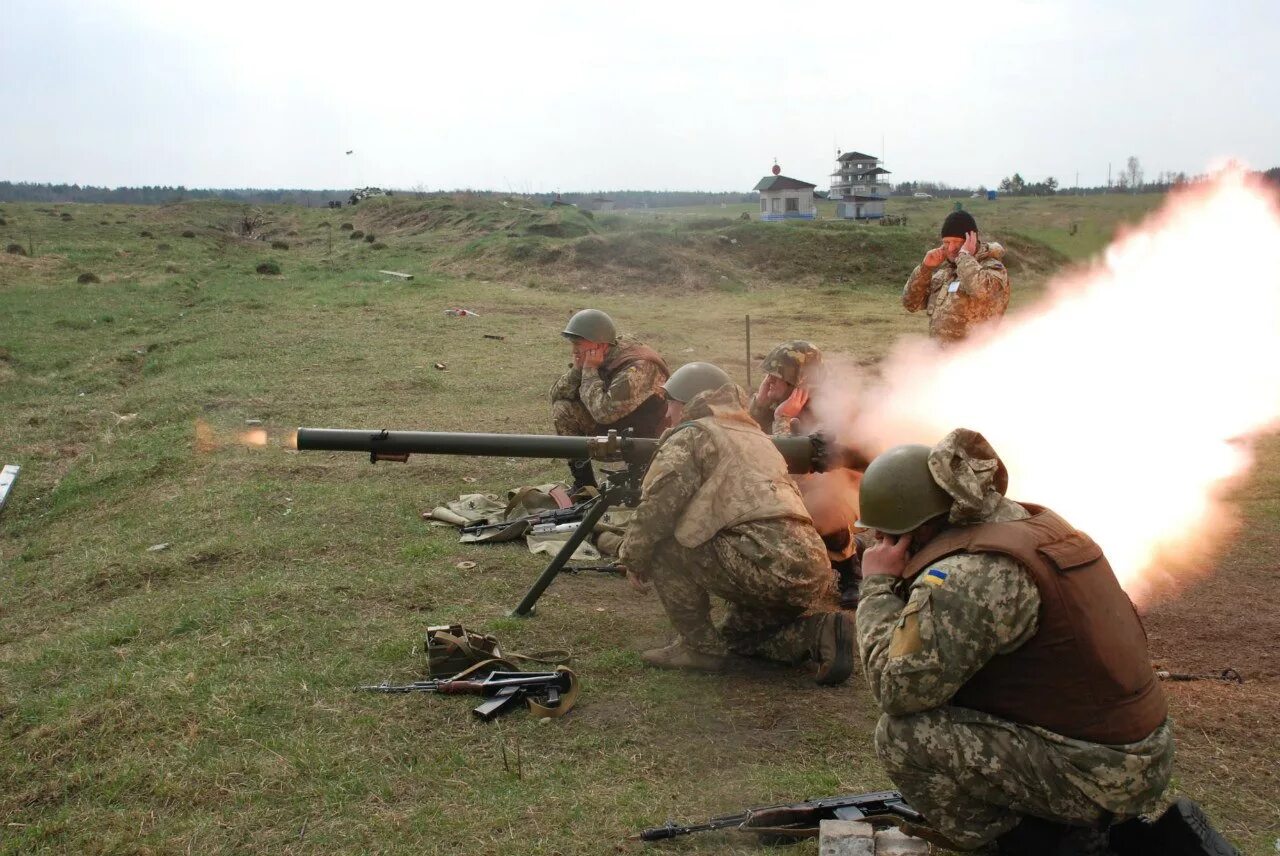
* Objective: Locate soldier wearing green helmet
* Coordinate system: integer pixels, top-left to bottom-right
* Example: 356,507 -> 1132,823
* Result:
617,361 -> 855,685
852,429 -> 1233,855
549,309 -> 670,491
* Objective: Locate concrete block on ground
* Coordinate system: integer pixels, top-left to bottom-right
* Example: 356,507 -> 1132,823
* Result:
819,819 -> 875,856
875,826 -> 931,854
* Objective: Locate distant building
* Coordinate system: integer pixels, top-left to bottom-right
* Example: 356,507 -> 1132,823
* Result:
588,197 -> 615,212
754,170 -> 817,221
830,150 -> 891,220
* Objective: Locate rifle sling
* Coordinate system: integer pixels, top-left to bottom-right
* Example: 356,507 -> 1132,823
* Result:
527,666 -> 579,719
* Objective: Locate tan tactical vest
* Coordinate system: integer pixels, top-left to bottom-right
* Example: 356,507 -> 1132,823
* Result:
904,505 -> 1167,745
665,415 -> 812,549
595,338 -> 670,436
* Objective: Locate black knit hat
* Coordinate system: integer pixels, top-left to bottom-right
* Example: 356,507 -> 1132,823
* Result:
940,210 -> 978,239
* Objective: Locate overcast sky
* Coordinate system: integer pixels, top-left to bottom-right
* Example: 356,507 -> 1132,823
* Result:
3,0 -> 1277,192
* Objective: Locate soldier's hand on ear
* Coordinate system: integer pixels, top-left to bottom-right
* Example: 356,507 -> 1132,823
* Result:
580,343 -> 607,370
862,532 -> 913,578
775,385 -> 810,420
961,230 -> 978,256
923,245 -> 949,267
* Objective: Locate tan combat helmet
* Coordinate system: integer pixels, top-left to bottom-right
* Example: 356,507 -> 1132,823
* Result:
662,362 -> 732,403
855,444 -> 952,535
562,309 -> 617,344
761,340 -> 823,387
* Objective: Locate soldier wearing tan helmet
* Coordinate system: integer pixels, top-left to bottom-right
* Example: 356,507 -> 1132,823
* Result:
747,340 -> 824,436
853,428 -> 1235,855
549,309 -> 670,491
750,341 -> 863,607
617,362 -> 855,685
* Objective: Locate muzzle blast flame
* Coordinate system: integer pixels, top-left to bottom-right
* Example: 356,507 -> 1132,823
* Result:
194,420 -> 280,452
826,170 -> 1280,604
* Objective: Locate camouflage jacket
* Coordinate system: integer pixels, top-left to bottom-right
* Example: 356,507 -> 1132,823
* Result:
858,428 -> 1174,813
902,242 -> 1009,342
548,335 -> 667,424
619,384 -> 812,571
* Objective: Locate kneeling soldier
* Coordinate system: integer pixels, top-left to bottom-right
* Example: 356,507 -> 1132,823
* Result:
748,340 -> 863,606
855,428 -> 1237,855
619,362 -> 855,685
549,309 -> 669,491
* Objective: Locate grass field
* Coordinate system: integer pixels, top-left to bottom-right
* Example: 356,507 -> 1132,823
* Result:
1,194 -> 1275,854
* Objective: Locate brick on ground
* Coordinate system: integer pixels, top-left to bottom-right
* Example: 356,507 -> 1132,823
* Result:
818,820 -> 875,856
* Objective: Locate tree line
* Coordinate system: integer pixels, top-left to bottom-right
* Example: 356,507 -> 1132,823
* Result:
0,182 -> 759,208
0,182 -> 348,206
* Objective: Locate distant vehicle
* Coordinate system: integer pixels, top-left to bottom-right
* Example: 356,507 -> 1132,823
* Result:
913,192 -> 933,199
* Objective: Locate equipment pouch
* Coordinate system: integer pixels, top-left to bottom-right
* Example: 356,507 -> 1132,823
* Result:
425,624 -> 574,678
425,624 -> 503,678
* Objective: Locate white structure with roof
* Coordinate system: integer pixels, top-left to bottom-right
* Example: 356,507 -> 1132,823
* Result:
754,165 -> 817,221
830,150 -> 891,220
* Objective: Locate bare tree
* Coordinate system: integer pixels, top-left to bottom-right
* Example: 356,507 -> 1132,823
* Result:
1126,156 -> 1143,191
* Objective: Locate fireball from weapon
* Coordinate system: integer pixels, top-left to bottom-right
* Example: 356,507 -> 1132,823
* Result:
820,169 -> 1280,605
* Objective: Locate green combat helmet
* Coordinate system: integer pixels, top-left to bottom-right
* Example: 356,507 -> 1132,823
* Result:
561,309 -> 617,344
761,340 -> 823,387
855,444 -> 952,535
662,362 -> 732,403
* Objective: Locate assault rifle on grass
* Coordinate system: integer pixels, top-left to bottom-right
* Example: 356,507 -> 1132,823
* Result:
635,790 -> 922,842
360,668 -> 574,722
295,427 -> 867,617
459,499 -> 595,538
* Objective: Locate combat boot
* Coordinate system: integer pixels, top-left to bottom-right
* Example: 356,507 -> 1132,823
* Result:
810,611 -> 856,686
1109,798 -> 1240,856
641,641 -> 727,673
994,816 -> 1110,855
831,555 -> 861,609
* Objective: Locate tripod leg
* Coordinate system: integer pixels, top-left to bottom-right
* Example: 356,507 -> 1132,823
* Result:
511,494 -> 614,617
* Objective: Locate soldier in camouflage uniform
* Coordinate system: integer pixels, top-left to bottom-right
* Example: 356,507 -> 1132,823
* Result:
748,340 -> 824,436
854,430 -> 1237,855
618,362 -> 855,685
902,211 -> 1010,345
748,340 -> 863,606
550,309 -> 670,490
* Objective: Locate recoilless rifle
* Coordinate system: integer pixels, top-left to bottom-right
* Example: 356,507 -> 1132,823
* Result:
295,427 -> 865,616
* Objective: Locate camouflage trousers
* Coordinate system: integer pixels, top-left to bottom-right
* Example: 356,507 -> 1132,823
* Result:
551,398 -> 597,437
874,706 -> 1172,850
648,519 -> 836,660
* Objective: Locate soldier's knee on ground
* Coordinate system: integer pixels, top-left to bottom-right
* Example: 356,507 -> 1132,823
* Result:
873,710 -> 950,776
551,400 -> 593,437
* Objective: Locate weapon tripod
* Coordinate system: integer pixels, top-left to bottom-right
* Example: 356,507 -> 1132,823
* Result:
511,467 -> 641,616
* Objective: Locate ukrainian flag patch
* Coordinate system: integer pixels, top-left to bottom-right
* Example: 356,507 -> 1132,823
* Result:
922,568 -> 949,587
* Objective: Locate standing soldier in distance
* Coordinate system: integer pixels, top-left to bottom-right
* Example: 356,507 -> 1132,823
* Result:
902,210 -> 1010,345
549,309 -> 669,491
618,362 -> 855,685
854,428 -> 1237,855
749,341 -> 863,607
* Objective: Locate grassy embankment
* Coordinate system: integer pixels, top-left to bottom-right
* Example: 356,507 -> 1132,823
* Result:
0,194 -> 1274,854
